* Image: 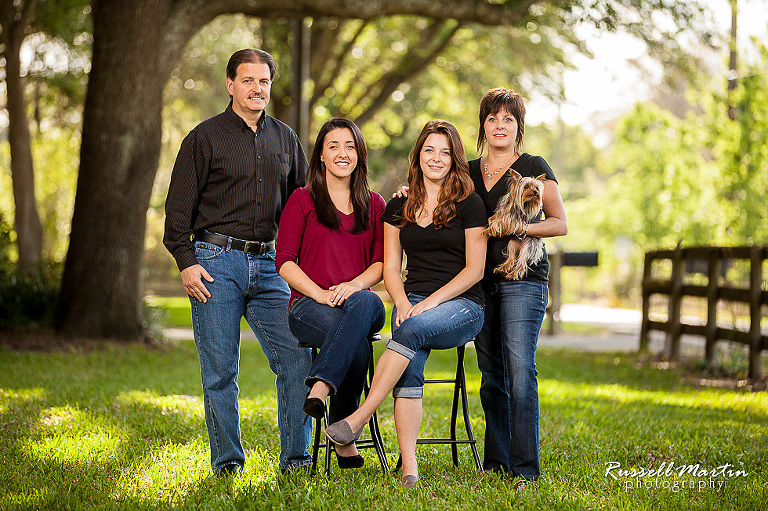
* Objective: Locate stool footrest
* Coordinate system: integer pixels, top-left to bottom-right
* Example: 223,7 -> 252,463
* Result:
416,438 -> 476,445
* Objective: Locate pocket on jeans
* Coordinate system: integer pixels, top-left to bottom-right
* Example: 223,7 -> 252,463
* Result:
289,296 -> 306,314
194,241 -> 224,260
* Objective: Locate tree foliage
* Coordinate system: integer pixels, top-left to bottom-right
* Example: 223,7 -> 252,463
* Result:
0,0 -> 90,272
0,0 -> 724,339
564,35 -> 768,304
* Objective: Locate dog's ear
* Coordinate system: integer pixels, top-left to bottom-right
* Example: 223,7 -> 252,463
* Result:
535,174 -> 547,182
509,170 -> 522,183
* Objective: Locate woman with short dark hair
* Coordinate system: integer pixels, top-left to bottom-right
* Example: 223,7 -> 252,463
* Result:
471,87 -> 567,485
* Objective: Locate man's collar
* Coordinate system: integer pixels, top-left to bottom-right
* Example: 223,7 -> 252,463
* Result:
224,101 -> 268,132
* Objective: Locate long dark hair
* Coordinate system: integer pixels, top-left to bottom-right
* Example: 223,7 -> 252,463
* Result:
306,118 -> 371,234
400,119 -> 474,229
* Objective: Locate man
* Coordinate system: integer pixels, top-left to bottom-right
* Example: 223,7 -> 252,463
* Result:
164,49 -> 312,475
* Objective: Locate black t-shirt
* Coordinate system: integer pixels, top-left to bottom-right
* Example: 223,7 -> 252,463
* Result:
383,193 -> 487,306
469,154 -> 558,284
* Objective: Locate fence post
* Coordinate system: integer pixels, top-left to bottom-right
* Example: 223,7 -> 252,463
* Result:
748,246 -> 763,380
639,252 -> 653,352
705,248 -> 720,364
547,249 -> 563,335
665,245 -> 684,360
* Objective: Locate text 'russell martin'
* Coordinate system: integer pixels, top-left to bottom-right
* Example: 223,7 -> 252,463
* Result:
604,461 -> 749,492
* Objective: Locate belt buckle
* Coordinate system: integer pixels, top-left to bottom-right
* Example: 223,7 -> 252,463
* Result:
243,241 -> 262,255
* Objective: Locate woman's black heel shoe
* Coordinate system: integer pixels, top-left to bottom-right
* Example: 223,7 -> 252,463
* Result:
303,397 -> 326,423
335,452 -> 364,469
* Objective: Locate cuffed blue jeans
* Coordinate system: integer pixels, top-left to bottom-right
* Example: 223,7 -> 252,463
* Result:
190,240 -> 312,472
288,290 -> 386,423
388,294 -> 484,398
475,280 -> 547,480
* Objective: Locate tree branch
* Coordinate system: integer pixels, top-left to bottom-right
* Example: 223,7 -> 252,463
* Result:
309,20 -> 368,107
161,0 -> 531,81
350,21 -> 463,126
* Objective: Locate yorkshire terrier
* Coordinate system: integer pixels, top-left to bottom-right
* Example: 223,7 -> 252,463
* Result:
483,171 -> 546,280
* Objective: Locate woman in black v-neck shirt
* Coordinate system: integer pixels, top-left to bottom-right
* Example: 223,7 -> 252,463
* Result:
325,120 -> 487,487
471,88 -> 567,483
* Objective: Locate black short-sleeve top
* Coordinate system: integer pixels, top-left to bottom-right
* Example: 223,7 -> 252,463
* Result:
383,193 -> 487,306
469,154 -> 558,283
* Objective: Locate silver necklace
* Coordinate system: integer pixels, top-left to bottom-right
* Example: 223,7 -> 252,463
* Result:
483,153 -> 518,181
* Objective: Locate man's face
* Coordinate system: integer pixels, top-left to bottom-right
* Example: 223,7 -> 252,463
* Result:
226,61 -> 271,118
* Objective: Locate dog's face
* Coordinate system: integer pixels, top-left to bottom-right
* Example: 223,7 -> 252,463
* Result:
508,170 -> 545,217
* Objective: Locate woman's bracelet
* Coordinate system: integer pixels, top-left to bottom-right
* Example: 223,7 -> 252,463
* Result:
515,222 -> 528,240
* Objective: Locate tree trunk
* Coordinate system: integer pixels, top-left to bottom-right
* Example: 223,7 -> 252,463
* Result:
54,0 -> 171,339
2,1 -> 43,273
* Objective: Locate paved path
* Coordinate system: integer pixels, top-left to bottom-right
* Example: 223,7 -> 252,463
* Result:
165,304 -> 694,354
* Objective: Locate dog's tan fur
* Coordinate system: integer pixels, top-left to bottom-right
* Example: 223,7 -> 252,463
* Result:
483,171 -> 546,280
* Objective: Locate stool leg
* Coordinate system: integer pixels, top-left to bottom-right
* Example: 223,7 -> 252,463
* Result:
457,347 -> 483,472
450,359 -> 462,466
366,338 -> 389,473
324,429 -> 332,476
368,412 -> 389,473
310,415 -> 322,475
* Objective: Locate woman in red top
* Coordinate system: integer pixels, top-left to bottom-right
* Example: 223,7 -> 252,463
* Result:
276,118 -> 386,469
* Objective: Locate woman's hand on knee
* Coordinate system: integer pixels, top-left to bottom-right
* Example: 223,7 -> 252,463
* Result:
394,298 -> 413,327
328,282 -> 362,306
405,296 -> 439,320
311,289 -> 336,307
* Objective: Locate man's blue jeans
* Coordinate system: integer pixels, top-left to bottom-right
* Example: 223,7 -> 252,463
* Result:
388,294 -> 484,398
190,240 -> 312,471
288,290 -> 386,423
475,280 -> 547,480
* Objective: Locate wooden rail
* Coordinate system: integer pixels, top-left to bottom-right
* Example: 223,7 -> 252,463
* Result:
639,245 -> 768,379
545,250 -> 598,335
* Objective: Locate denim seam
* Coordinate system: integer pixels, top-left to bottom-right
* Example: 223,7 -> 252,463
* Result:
288,309 -> 329,344
245,303 -> 292,457
191,300 -> 223,463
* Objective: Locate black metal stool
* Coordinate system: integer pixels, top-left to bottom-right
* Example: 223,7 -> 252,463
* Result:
395,344 -> 482,472
306,332 -> 389,476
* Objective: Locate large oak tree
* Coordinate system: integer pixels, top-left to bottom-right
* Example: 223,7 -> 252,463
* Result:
53,0 -> 711,339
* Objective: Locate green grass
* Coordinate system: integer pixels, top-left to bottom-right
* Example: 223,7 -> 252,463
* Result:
1,340 -> 766,510
145,296 -> 396,337
147,295 -> 598,338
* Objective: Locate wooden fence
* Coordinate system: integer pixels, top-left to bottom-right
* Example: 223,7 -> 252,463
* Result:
639,245 -> 768,379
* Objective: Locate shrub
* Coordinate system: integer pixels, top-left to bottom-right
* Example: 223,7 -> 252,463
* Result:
0,214 -> 62,331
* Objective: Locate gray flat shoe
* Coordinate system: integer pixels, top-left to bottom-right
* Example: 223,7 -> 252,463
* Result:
399,475 -> 419,489
324,420 -> 362,446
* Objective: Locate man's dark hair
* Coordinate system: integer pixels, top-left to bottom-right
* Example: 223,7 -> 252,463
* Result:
226,49 -> 276,81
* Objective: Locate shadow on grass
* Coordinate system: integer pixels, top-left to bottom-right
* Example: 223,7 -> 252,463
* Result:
1,341 -> 766,509
0,341 -> 287,508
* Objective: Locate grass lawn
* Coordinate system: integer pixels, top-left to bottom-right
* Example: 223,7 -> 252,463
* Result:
1,338 -> 766,510
145,296 -> 397,337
